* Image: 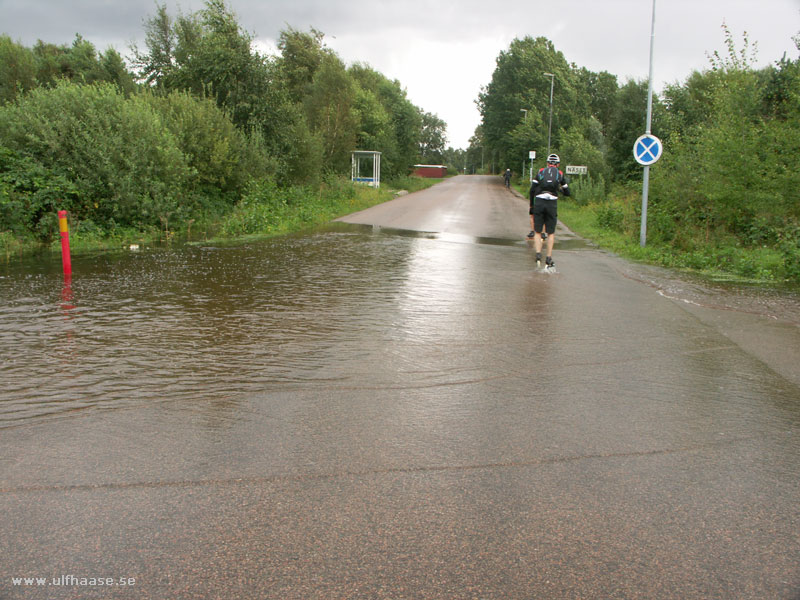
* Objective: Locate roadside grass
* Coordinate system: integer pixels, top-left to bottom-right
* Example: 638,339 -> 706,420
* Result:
557,199 -> 793,284
0,176 -> 442,261
211,176 -> 440,242
512,179 -> 795,284
12,174 -> 792,285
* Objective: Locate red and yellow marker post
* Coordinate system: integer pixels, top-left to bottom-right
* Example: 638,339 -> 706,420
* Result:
58,210 -> 72,280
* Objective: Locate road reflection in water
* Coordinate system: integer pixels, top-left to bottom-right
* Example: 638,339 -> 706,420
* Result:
2,223 -> 797,432
2,222 -> 799,599
0,226 -> 538,428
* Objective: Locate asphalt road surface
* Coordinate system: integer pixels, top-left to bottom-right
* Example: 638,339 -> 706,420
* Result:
2,175 -> 798,599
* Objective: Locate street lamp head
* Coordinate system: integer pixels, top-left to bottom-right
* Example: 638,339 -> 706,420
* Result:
543,72 -> 554,78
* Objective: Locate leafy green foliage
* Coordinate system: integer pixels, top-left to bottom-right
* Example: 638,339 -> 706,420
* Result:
3,2 -> 796,285
0,76 -> 292,243
477,25 -> 800,282
348,62 -> 423,179
0,0 -> 442,247
303,54 -> 360,172
644,28 -> 800,281
0,35 -> 36,103
418,112 -> 447,163
219,175 -> 401,238
276,27 -> 330,104
0,34 -> 136,104
143,90 -> 253,197
0,145 -> 79,241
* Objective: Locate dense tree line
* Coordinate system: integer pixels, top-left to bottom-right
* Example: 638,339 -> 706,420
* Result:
0,0 -> 447,242
473,35 -> 664,184
473,28 -> 800,280
2,3 -> 798,279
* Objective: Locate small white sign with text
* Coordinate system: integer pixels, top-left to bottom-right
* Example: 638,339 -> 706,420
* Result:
565,165 -> 587,175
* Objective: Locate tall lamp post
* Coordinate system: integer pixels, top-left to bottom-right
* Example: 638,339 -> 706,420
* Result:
543,72 -> 555,156
520,109 -> 528,178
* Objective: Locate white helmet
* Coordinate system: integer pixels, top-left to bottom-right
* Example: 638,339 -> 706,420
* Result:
547,153 -> 560,164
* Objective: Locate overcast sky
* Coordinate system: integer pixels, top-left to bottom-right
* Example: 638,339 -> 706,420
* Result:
2,0 -> 799,148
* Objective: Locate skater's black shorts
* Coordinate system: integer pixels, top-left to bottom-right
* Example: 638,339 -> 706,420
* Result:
532,198 -> 557,235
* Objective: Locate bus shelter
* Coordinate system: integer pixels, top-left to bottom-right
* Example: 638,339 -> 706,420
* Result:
351,151 -> 381,188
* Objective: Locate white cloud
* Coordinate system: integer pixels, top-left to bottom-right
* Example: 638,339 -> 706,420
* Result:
326,32 -> 511,148
2,0 -> 798,148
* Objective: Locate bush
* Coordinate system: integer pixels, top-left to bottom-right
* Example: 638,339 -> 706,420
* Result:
0,145 -> 79,241
569,174 -> 605,206
777,223 -> 800,280
596,203 -> 625,232
219,178 -> 288,236
143,91 -> 251,200
0,81 -> 192,232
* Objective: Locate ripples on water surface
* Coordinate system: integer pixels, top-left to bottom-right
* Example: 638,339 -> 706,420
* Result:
2,227 -> 520,426
1,224 -> 798,427
1,230 -> 418,425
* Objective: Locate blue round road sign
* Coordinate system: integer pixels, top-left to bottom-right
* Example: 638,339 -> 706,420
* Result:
633,134 -> 663,166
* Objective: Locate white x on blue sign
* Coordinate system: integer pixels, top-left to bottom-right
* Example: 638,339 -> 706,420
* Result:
633,134 -> 663,166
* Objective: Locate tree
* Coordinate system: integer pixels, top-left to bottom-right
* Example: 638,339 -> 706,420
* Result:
418,112 -> 447,163
0,35 -> 136,101
133,1 -> 318,182
134,0 -> 263,124
478,36 -> 590,172
442,146 -> 466,173
352,81 -> 396,167
505,113 -> 544,176
276,27 -> 330,103
576,68 -> 618,136
131,3 -> 176,88
0,35 -> 36,103
99,48 -> 137,95
349,63 -> 423,178
604,79 -> 667,183
303,54 -> 360,172
560,120 -> 607,180
763,34 -> 800,120
650,25 -> 800,268
0,82 -> 192,232
661,70 -> 719,140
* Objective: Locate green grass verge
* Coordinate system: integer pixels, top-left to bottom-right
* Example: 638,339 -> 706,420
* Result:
556,199 -> 796,284
211,176 -> 440,243
0,176 -> 443,261
512,179 -> 796,284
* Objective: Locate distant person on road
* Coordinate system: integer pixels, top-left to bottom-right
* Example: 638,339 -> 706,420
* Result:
528,153 -> 570,269
503,168 -> 512,188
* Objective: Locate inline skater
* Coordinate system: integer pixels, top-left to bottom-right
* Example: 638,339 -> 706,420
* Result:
528,153 -> 570,269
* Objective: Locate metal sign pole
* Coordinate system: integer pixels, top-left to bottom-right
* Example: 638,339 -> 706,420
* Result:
640,0 -> 656,247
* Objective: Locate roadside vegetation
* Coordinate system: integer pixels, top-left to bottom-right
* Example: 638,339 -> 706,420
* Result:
1,1 -> 798,284
0,1 -> 447,258
479,26 -> 800,284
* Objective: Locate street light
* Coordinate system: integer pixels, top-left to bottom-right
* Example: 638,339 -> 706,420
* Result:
520,109 -> 529,178
543,72 -> 555,156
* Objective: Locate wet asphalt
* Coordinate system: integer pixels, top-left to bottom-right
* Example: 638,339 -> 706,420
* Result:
1,175 -> 799,599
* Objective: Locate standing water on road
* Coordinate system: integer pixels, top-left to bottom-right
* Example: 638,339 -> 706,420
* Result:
1,223 -> 798,427
1,225 -> 539,427
2,205 -> 799,599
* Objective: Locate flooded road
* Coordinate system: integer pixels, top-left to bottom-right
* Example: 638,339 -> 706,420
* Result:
1,175 -> 799,599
